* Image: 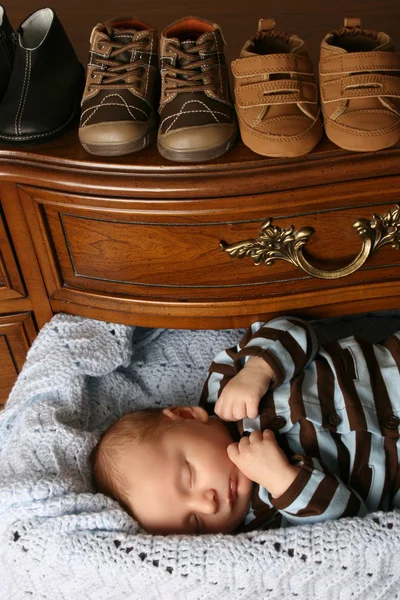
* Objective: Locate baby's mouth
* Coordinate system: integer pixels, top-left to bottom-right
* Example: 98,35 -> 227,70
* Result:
229,478 -> 237,508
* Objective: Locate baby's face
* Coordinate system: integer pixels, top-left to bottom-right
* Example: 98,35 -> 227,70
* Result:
120,405 -> 253,535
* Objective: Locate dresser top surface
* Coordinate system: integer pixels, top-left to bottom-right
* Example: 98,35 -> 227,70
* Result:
1,0 -> 399,195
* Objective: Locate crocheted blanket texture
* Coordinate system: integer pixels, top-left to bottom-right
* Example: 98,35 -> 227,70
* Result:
1,312 -> 400,600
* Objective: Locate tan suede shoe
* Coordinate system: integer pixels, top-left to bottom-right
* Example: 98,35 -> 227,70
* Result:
231,18 -> 322,158
319,18 -> 400,152
79,17 -> 159,156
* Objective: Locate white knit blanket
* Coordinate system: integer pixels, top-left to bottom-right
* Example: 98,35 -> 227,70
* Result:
1,312 -> 400,600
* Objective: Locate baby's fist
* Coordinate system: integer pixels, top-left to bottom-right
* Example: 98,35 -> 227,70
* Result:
227,430 -> 300,497
214,385 -> 260,421
214,357 -> 273,421
226,430 -> 278,485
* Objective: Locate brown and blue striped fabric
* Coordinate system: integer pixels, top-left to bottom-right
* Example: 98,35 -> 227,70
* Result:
200,316 -> 400,533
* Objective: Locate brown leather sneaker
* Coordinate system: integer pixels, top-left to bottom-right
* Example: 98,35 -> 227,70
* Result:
158,16 -> 237,162
231,18 -> 323,158
319,18 -> 400,152
79,17 -> 159,156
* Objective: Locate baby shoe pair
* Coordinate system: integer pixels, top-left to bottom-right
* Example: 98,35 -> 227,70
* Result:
78,16 -> 237,162
0,6 -> 84,145
232,18 -> 400,157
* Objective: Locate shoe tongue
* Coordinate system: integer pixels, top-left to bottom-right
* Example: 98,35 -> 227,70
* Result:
104,26 -> 138,63
180,38 -> 197,52
176,38 -> 201,75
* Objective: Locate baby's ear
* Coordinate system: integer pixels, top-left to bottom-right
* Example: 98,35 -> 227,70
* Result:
162,405 -> 209,423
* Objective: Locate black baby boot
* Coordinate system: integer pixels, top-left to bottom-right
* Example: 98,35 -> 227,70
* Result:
0,5 -> 15,101
0,7 -> 84,144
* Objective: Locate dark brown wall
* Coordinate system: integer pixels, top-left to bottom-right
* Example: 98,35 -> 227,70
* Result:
7,0 -> 400,67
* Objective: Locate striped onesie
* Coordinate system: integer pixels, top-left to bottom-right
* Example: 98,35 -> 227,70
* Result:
199,316 -> 400,533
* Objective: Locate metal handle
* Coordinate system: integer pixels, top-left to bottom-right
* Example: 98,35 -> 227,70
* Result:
220,205 -> 400,280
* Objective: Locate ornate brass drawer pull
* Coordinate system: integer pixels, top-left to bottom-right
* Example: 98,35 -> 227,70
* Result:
220,205 -> 400,280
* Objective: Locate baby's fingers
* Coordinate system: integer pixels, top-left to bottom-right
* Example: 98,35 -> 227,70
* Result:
215,396 -> 246,421
226,442 -> 239,461
245,398 -> 260,419
231,399 -> 249,421
215,397 -> 234,421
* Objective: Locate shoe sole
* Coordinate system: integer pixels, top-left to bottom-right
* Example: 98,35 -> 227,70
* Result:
324,119 -> 400,152
157,132 -> 237,163
81,127 -> 157,157
238,117 -> 323,158
0,101 -> 81,146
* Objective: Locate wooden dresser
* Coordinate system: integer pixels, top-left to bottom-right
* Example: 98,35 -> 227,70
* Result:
1,0 -> 399,405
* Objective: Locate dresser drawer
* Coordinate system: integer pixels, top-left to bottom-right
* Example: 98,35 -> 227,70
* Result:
0,204 -> 25,301
0,313 -> 37,407
17,177 -> 400,327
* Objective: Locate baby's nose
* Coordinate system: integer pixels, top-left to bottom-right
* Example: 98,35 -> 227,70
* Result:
189,489 -> 218,515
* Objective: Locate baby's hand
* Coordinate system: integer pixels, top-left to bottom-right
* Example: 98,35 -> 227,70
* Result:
214,356 -> 273,421
227,430 -> 300,497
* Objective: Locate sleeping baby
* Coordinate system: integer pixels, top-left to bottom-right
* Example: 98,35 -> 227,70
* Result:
90,316 -> 400,534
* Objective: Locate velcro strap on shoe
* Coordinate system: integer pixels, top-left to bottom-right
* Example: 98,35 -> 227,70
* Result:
235,80 -> 318,107
321,74 -> 400,102
232,54 -> 314,78
320,52 -> 400,75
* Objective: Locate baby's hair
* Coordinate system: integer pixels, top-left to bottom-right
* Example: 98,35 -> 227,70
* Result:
90,407 -> 177,516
